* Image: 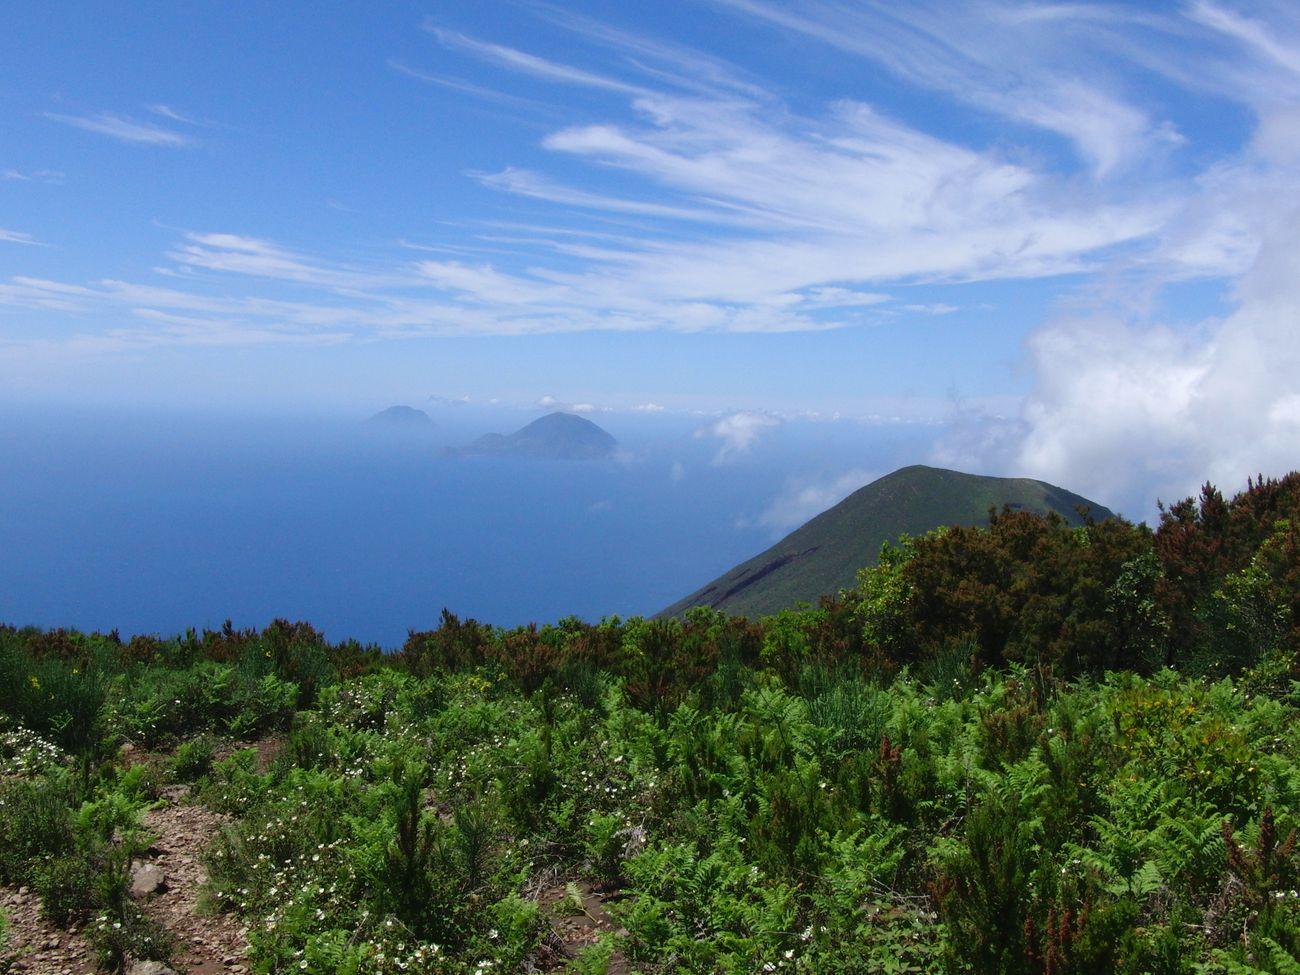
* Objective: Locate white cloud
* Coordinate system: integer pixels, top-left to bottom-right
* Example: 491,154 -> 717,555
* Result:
757,468 -> 875,534
710,0 -> 1182,177
0,229 -> 45,246
147,104 -> 202,125
426,25 -> 648,96
519,3 -> 767,100
535,394 -> 600,414
798,287 -> 892,309
3,168 -> 64,184
695,411 -> 782,461
880,1 -> 1300,516
1027,212 -> 1300,514
474,167 -> 750,225
937,135 -> 1300,518
388,60 -> 545,110
44,112 -> 193,147
10,2 -> 1300,378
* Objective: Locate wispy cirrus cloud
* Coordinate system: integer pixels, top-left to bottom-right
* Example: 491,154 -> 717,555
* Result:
904,303 -> 959,316
146,104 -> 203,125
44,111 -> 194,146
3,168 -> 64,184
516,2 -> 768,100
387,59 -> 549,111
472,167 -> 750,225
709,0 -> 1182,177
6,1 -> 1298,388
425,25 -> 648,97
0,229 -> 46,246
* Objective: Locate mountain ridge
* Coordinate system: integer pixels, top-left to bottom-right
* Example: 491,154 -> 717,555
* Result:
659,464 -> 1115,619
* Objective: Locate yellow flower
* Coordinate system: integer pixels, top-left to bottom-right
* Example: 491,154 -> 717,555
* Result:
28,676 -> 40,689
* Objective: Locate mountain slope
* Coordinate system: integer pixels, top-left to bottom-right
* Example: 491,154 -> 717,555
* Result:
367,405 -> 433,428
659,465 -> 1115,619
449,412 -> 618,460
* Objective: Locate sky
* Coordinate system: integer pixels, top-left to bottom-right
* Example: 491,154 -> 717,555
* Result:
3,1 -> 1300,516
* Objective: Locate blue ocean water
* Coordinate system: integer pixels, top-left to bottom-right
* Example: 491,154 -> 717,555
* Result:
0,406 -> 937,646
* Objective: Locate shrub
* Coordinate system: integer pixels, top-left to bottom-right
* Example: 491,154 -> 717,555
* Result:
0,774 -> 75,884
0,651 -> 106,755
585,812 -> 625,885
0,721 -> 64,777
933,790 -> 1039,974
35,852 -> 97,925
379,766 -> 448,939
170,735 -> 217,782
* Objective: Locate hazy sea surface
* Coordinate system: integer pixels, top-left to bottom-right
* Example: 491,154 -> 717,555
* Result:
0,406 -> 937,646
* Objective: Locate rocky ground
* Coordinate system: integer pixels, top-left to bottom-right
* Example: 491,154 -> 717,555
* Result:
2,780 -> 248,975
134,786 -> 248,975
1,882 -> 98,975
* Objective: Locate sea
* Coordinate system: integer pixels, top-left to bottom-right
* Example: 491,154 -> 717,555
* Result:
0,404 -> 939,647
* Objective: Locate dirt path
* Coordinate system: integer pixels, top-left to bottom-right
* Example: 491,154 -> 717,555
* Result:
135,785 -> 249,974
537,880 -> 630,975
1,884 -> 98,974
2,783 -> 249,975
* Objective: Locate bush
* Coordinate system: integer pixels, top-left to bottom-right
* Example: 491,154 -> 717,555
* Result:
0,774 -> 74,885
35,852 -> 97,925
0,650 -> 106,755
933,790 -> 1038,973
170,735 -> 217,782
584,813 -> 625,885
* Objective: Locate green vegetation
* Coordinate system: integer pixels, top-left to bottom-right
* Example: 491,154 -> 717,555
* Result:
661,464 -> 1115,619
2,473 -> 1300,973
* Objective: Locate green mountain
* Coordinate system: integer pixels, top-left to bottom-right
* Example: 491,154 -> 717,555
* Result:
449,411 -> 618,460
659,464 -> 1115,619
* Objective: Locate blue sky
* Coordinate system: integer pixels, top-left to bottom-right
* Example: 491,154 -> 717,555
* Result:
3,1 -> 1300,510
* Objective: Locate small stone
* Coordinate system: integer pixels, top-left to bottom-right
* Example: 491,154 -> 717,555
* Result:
128,963 -> 178,975
130,861 -> 166,898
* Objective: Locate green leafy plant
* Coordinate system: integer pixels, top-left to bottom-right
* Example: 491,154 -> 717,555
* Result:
170,734 -> 217,782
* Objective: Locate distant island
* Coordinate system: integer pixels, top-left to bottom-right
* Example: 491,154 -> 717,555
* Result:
660,464 -> 1114,618
447,411 -> 618,460
367,405 -> 433,428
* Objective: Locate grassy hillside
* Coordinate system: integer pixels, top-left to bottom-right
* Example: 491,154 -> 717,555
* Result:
661,464 -> 1115,618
